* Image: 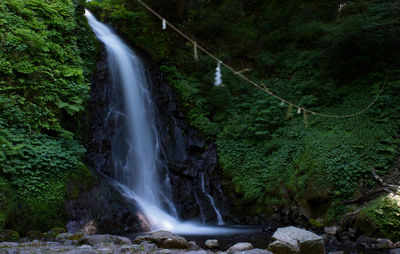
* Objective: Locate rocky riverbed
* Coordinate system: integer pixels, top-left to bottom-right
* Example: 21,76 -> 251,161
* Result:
0,227 -> 399,254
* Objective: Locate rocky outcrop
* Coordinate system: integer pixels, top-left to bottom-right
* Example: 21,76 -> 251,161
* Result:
268,226 -> 324,254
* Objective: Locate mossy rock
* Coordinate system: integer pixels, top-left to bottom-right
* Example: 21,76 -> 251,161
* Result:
355,193 -> 400,242
0,229 -> 20,242
308,218 -> 324,228
47,227 -> 66,238
25,230 -> 44,240
68,231 -> 86,241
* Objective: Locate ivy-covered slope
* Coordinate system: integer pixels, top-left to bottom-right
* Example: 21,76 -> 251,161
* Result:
88,0 -> 400,227
0,0 -> 96,232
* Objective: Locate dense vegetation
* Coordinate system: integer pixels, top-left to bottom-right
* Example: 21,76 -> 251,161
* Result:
0,0 -> 96,232
88,0 -> 399,227
0,0 -> 399,241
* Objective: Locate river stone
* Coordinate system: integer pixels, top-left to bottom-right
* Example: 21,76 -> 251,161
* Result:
270,226 -> 324,254
0,242 -> 19,247
57,232 -> 87,242
154,250 -> 172,254
134,230 -> 190,249
205,239 -> 219,249
139,241 -> 159,252
269,240 -> 300,254
86,234 -> 129,246
189,241 -> 202,251
117,236 -> 132,245
375,238 -> 394,249
65,250 -> 99,254
234,249 -> 273,254
116,246 -> 135,254
186,251 -> 207,254
226,242 -> 254,253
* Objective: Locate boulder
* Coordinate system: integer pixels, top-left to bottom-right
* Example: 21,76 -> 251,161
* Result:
65,250 -> 98,254
186,251 -> 207,254
226,242 -> 254,253
134,230 -> 190,249
86,234 -> 131,246
269,240 -> 300,254
188,241 -> 202,251
56,232 -> 87,242
375,238 -> 394,249
205,239 -> 219,249
46,227 -> 66,238
235,249 -> 273,254
269,226 -> 324,254
117,236 -> 132,245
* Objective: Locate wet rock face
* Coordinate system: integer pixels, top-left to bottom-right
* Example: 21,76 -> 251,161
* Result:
141,59 -> 233,224
74,43 -> 233,234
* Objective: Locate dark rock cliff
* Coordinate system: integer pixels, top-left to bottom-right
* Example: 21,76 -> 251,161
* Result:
66,43 -> 235,234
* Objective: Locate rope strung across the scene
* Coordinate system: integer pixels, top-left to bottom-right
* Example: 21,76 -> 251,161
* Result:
136,0 -> 385,118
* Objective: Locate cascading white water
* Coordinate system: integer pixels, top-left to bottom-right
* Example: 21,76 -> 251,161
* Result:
201,173 -> 224,225
85,10 -> 243,235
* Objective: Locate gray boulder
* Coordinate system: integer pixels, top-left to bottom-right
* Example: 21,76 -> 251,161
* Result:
226,242 -> 254,253
234,249 -> 273,254
85,234 -> 131,246
186,251 -> 208,254
134,230 -> 190,249
269,226 -> 324,254
269,240 -> 300,254
65,250 -> 98,254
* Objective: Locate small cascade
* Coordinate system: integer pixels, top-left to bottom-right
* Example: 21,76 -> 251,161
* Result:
200,173 -> 225,225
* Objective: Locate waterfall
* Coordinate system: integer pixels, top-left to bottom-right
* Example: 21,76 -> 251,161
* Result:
85,10 -> 239,235
200,173 -> 224,225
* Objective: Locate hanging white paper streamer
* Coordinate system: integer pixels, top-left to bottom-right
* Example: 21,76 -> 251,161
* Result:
297,108 -> 301,114
280,101 -> 284,106
162,19 -> 166,30
214,61 -> 222,86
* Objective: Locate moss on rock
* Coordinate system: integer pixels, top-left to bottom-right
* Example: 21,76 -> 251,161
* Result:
25,230 -> 44,241
46,227 -> 66,238
0,229 -> 20,242
356,192 -> 400,242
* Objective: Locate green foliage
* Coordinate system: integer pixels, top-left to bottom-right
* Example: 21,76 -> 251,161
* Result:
356,194 -> 400,241
90,0 -> 399,222
0,0 -> 96,232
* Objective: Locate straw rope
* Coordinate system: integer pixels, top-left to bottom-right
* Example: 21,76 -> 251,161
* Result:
136,0 -> 385,118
